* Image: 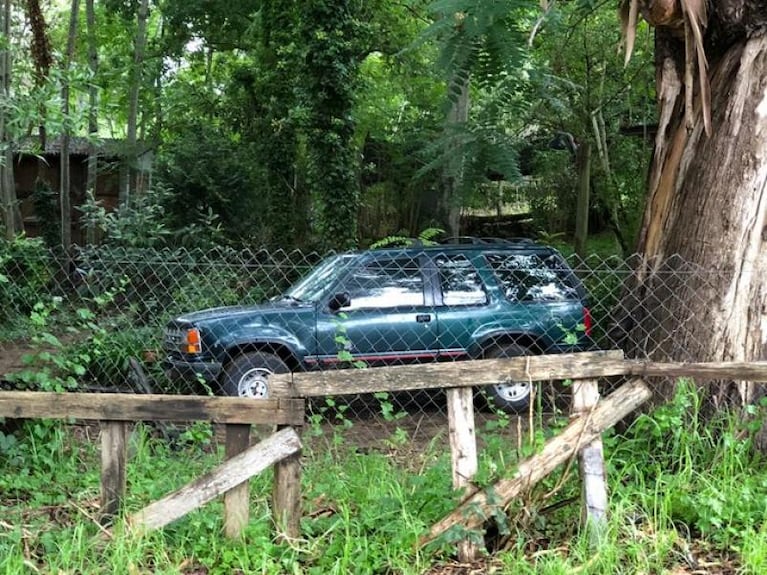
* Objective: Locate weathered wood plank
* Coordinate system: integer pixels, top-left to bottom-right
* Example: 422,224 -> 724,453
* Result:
571,379 -> 607,542
271,355 -> 767,398
129,427 -> 302,532
446,387 -> 479,562
628,361 -> 767,381
275,351 -> 627,397
0,393 -> 304,425
100,421 -> 127,523
420,378 -> 652,548
223,424 -> 251,539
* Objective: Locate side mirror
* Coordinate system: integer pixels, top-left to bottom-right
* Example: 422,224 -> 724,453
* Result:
328,292 -> 351,312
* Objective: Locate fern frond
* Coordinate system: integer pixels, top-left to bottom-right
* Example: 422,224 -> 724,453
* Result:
369,235 -> 415,249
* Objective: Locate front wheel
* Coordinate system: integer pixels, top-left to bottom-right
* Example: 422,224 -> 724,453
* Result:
484,344 -> 534,414
221,352 -> 289,398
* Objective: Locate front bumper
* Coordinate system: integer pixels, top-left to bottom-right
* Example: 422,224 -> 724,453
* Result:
163,356 -> 223,384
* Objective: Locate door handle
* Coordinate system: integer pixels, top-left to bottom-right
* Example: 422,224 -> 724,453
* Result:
416,314 -> 431,323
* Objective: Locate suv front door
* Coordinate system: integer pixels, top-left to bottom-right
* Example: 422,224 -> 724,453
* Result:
315,254 -> 438,366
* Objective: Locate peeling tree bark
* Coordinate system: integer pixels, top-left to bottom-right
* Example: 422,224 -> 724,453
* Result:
619,2 -> 767,407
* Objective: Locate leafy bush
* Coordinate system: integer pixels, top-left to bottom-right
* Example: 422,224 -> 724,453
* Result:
525,149 -> 577,234
5,299 -> 93,391
79,185 -> 226,250
69,324 -> 161,390
608,381 -> 767,549
156,124 -> 266,246
0,236 -> 55,325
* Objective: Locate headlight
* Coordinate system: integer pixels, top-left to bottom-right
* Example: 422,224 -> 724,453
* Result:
165,325 -> 203,355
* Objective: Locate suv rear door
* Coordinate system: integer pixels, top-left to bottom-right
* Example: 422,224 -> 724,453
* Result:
314,253 -> 439,366
430,251 -> 493,358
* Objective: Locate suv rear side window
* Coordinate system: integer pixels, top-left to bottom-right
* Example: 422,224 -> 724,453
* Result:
435,253 -> 487,306
341,257 -> 425,310
486,253 -> 580,302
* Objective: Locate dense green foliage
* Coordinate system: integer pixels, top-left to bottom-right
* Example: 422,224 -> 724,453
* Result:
1,0 -> 655,251
1,2 -> 764,571
0,236 -> 53,322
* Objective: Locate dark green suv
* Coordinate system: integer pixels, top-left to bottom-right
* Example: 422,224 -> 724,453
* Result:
163,238 -> 593,412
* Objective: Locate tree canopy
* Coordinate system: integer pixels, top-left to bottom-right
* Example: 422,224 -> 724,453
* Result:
0,0 -> 659,251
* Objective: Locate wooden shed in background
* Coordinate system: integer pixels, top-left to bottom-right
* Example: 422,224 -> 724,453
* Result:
13,137 -> 153,245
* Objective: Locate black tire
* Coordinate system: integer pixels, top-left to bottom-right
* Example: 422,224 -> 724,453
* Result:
221,352 -> 289,398
484,343 -> 534,414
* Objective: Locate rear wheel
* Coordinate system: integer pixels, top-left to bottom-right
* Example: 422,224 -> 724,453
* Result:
484,343 -> 534,413
221,352 -> 289,398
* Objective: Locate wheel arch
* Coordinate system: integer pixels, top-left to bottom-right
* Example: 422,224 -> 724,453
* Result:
223,342 -> 301,373
478,332 -> 544,357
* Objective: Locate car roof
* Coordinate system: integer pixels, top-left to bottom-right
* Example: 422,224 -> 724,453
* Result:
365,237 -> 558,258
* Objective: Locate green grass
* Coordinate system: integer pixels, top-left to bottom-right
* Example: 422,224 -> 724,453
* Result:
2,384 -> 766,574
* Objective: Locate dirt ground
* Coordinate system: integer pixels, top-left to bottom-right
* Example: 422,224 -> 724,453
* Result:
0,340 -> 30,381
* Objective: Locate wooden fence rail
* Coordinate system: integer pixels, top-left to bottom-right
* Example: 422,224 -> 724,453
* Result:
0,394 -> 305,539
271,352 -> 767,397
421,378 -> 652,549
4,351 -> 767,556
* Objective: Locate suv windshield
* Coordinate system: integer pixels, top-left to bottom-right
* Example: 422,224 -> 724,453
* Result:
284,254 -> 357,302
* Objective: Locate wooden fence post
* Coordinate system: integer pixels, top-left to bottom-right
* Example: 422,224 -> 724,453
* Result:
130,427 -> 302,532
422,378 -> 651,548
446,386 -> 479,561
273,445 -> 302,541
100,420 -> 127,523
571,378 -> 608,543
224,424 -> 251,538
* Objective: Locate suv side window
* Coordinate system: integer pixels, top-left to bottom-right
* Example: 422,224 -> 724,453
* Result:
341,257 -> 425,310
486,253 -> 579,302
435,253 -> 487,306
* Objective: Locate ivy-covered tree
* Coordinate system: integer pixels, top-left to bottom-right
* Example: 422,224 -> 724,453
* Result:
252,0 -> 303,248
299,0 -> 364,250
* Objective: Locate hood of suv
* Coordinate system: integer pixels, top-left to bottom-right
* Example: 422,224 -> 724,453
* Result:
166,299 -> 316,360
175,300 -> 313,324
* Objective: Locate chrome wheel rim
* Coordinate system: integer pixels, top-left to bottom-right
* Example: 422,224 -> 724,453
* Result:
237,367 -> 271,398
492,381 -> 531,403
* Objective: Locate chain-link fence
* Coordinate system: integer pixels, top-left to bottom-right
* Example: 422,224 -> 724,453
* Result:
0,239 -> 740,446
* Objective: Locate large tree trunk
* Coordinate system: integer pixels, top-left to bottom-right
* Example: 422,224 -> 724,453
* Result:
122,0 -> 149,206
441,77 -> 469,238
261,0 -> 300,248
85,0 -> 99,244
60,0 -> 79,249
26,0 -> 52,150
0,0 -> 20,239
621,2 -> 767,406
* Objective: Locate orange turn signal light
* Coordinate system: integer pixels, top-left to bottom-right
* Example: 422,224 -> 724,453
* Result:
186,328 -> 202,354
